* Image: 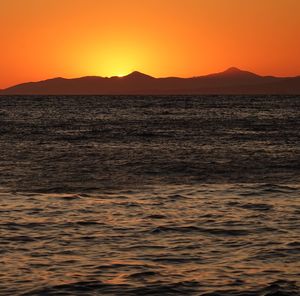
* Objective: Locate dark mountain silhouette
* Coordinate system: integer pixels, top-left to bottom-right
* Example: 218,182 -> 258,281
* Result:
1,68 -> 300,95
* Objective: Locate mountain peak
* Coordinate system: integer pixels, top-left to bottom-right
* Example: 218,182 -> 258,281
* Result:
224,67 -> 243,74
220,67 -> 260,78
123,71 -> 154,79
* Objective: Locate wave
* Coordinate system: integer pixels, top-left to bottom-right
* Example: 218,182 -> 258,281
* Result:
21,280 -> 299,296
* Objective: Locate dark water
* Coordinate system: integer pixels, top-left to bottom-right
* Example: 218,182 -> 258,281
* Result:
0,95 -> 299,295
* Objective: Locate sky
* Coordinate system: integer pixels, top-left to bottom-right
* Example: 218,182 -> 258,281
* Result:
1,0 -> 300,88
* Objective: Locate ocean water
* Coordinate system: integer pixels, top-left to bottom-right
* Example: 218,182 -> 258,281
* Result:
0,95 -> 299,295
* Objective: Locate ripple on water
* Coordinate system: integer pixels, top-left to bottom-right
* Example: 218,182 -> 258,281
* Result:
1,184 -> 300,295
20,280 -> 300,296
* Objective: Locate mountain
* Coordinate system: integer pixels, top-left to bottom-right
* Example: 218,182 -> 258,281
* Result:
1,68 -> 300,95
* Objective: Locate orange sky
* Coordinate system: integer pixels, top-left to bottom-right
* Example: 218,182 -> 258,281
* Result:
1,0 -> 300,88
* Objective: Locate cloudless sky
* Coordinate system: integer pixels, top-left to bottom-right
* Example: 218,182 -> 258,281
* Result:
1,0 -> 300,88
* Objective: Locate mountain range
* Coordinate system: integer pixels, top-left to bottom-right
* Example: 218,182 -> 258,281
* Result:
1,67 -> 300,95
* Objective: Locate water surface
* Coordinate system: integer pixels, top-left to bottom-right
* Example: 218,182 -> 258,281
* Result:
0,95 -> 299,295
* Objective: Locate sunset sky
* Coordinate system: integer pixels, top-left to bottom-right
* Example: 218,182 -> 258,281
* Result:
1,0 -> 300,88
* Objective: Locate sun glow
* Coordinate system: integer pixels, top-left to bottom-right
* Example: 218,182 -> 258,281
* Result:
101,53 -> 136,77
79,44 -> 149,78
113,73 -> 129,78
0,0 -> 300,88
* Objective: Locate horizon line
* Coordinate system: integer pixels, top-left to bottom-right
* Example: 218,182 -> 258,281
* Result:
2,67 -> 300,90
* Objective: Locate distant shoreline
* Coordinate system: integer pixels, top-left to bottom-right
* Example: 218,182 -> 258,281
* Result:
1,68 -> 300,95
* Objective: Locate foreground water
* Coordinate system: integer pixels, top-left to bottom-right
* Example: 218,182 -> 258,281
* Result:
0,95 -> 299,295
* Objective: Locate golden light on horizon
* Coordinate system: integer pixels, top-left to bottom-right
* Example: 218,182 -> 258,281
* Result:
85,45 -> 146,78
0,0 -> 300,88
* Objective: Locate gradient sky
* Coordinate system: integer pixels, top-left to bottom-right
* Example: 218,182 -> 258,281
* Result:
1,0 -> 300,88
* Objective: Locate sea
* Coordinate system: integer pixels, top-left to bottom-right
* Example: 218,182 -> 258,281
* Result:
0,95 -> 299,295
